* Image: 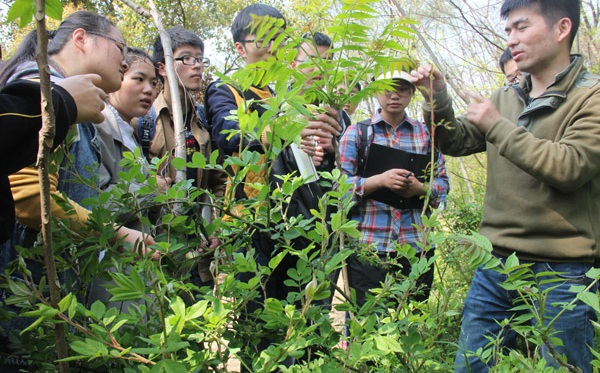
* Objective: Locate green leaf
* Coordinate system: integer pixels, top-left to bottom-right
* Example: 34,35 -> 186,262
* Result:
264,298 -> 284,313
586,267 -> 600,279
504,253 -> 520,269
576,290 -> 600,313
21,316 -> 45,333
91,300 -> 106,320
185,300 -> 208,320
268,251 -> 286,270
45,0 -> 63,20
373,335 -> 403,352
7,0 -> 33,28
170,157 -> 186,170
190,151 -> 206,168
109,319 -> 129,334
70,339 -> 108,356
151,360 -> 189,373
57,293 -> 73,313
330,211 -> 341,231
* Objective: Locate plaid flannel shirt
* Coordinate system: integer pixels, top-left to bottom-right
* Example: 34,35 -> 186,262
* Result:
339,109 -> 449,252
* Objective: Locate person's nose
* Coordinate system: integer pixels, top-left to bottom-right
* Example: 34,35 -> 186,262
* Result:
506,32 -> 518,50
142,81 -> 154,95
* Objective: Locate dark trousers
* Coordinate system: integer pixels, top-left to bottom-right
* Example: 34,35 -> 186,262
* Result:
236,231 -> 331,371
346,249 -> 435,308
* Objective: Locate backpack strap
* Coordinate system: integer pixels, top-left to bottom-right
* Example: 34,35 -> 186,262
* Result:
237,85 -> 271,117
204,80 -> 218,131
356,119 -> 373,177
137,105 -> 157,158
204,80 -> 270,133
196,102 -> 207,126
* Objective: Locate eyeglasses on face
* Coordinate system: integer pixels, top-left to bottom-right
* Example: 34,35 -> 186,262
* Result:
505,73 -> 521,85
240,35 -> 289,49
174,55 -> 210,67
384,85 -> 413,97
87,31 -> 127,59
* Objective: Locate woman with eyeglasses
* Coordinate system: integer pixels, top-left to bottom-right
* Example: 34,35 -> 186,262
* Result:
1,11 -> 156,254
0,11 -> 157,370
0,9 -> 156,303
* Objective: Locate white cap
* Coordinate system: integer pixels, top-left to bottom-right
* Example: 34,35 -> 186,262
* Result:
375,70 -> 415,89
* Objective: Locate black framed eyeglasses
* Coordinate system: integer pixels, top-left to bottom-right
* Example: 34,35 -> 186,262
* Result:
240,35 -> 289,49
294,53 -> 322,64
87,31 -> 126,59
505,73 -> 521,85
174,55 -> 210,67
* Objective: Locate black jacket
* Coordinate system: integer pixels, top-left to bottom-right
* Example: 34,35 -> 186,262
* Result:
0,79 -> 77,241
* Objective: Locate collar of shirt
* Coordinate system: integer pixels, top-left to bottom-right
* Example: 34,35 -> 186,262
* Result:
153,91 -> 198,123
371,108 -> 421,132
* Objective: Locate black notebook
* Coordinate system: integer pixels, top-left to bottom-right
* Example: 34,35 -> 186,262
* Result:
363,143 -> 436,210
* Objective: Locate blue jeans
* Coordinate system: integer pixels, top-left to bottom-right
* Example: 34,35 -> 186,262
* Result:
455,257 -> 598,372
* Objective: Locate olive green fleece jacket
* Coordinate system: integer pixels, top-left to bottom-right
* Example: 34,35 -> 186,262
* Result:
424,55 -> 600,262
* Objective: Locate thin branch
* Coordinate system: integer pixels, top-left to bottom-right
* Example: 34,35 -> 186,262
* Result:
34,1 -> 70,371
447,0 -> 504,51
119,0 -> 151,17
387,0 -> 470,105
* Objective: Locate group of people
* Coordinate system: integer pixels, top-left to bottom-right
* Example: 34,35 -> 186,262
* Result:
1,0 -> 599,371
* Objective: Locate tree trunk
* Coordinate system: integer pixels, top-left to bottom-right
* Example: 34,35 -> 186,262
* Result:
122,0 -> 187,213
148,0 -> 187,186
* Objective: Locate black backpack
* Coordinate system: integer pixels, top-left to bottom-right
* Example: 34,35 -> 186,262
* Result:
355,119 -> 374,177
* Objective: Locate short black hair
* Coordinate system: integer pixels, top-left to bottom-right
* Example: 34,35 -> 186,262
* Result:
499,47 -> 513,74
152,26 -> 204,65
231,4 -> 286,43
301,32 -> 332,48
500,0 -> 580,48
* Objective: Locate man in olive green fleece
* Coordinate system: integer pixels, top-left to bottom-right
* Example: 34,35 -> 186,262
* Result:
411,0 -> 599,372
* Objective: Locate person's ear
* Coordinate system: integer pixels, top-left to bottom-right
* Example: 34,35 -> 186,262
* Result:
555,17 -> 572,44
71,28 -> 88,53
157,62 -> 167,79
234,42 -> 247,60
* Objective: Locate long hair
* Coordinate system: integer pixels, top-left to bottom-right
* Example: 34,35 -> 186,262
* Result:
0,11 -> 115,86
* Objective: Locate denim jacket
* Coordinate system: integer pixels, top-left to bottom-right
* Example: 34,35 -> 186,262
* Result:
58,122 -> 102,209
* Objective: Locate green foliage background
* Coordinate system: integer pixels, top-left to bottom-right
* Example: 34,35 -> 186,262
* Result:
1,0 -> 600,371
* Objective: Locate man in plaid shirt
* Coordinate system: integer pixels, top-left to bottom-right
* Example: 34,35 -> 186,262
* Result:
339,69 -> 449,307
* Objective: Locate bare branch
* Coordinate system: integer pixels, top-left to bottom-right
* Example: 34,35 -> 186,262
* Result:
119,0 -> 152,18
34,1 -> 70,372
447,0 -> 504,51
387,0 -> 470,104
